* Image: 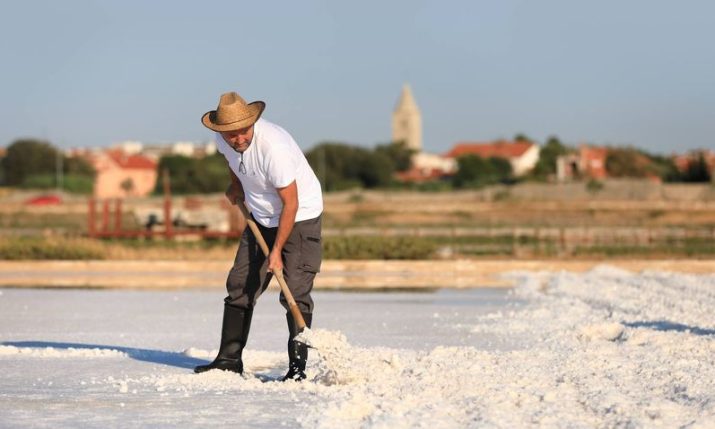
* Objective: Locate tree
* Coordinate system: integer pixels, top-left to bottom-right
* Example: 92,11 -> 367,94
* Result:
682,152 -> 711,183
306,142 -> 399,191
155,154 -> 228,194
374,141 -> 414,172
452,155 -> 512,188
605,147 -> 654,178
358,150 -> 394,188
531,136 -> 569,180
0,139 -> 95,192
645,154 -> 681,182
65,156 -> 95,177
1,139 -> 58,186
306,143 -> 362,191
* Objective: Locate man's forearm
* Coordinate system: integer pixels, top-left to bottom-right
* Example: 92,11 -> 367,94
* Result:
227,167 -> 245,203
229,169 -> 242,188
273,200 -> 298,253
272,181 -> 300,255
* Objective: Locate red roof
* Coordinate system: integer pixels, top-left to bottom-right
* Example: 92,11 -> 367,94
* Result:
106,149 -> 156,170
444,140 -> 534,159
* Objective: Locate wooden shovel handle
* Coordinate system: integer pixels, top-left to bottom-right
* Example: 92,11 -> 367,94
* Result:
236,200 -> 307,331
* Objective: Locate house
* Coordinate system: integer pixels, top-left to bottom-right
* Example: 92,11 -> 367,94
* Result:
556,145 -> 608,181
396,152 -> 456,183
88,149 -> 158,198
444,140 -> 540,177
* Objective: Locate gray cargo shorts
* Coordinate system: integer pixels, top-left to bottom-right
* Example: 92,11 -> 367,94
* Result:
224,215 -> 322,313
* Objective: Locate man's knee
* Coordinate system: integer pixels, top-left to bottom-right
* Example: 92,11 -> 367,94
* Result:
225,265 -> 266,309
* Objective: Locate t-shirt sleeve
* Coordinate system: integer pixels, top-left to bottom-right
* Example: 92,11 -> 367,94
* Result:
214,133 -> 226,155
265,145 -> 298,188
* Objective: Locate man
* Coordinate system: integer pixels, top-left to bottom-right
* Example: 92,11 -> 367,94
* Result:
194,91 -> 323,381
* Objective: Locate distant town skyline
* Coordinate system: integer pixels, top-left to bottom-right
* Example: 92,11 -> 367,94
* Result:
1,1 -> 713,155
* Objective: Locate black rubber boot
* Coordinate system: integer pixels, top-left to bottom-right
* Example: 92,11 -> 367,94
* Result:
282,311 -> 312,381
194,305 -> 253,374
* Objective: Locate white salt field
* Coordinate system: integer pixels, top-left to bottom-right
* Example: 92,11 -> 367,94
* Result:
1,266 -> 714,428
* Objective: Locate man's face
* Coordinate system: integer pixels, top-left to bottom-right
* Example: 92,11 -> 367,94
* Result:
220,125 -> 254,152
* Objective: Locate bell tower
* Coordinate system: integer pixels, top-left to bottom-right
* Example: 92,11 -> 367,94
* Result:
392,84 -> 422,152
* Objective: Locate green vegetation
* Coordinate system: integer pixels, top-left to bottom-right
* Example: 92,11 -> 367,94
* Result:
452,155 -> 512,188
0,139 -> 95,193
644,153 -> 682,182
155,154 -> 228,194
682,152 -> 712,183
374,141 -> 414,173
586,179 -> 604,194
305,141 -> 414,191
605,147 -> 651,178
0,235 -> 437,260
323,236 -> 437,259
0,211 -> 89,234
0,237 -> 105,260
531,136 -> 568,180
571,238 -> 715,257
1,231 -> 713,260
604,146 -> 711,183
21,174 -> 95,194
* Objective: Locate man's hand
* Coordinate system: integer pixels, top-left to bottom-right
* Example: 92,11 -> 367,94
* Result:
225,181 -> 244,205
268,248 -> 283,273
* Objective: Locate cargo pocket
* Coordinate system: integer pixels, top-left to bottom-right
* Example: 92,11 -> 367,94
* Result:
300,234 -> 322,274
297,215 -> 322,276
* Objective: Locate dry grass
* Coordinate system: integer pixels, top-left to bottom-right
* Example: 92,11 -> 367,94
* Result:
103,242 -> 235,260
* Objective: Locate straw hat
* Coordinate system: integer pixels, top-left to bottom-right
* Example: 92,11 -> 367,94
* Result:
201,92 -> 266,132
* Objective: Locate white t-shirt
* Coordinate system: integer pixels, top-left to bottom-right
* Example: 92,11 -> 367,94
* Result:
215,118 -> 323,227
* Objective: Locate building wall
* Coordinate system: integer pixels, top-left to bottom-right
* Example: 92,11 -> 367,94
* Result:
412,152 -> 456,173
510,145 -> 540,176
90,152 -> 158,199
94,167 -> 157,199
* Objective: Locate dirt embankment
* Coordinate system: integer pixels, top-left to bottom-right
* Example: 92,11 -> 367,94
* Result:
1,259 -> 713,290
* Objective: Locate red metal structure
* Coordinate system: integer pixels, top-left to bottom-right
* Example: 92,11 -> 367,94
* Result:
87,170 -> 245,239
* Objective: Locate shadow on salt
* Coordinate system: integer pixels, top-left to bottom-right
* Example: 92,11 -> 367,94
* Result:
623,320 -> 715,337
1,341 -> 207,369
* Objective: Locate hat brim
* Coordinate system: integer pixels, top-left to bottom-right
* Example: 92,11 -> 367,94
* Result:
201,101 -> 266,132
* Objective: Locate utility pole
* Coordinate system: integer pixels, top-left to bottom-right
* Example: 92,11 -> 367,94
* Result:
163,168 -> 173,239
55,146 -> 64,191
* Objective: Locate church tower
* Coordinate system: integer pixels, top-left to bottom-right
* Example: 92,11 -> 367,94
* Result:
392,84 -> 422,152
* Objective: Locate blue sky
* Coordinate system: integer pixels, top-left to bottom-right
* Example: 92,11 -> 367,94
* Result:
1,0 -> 713,155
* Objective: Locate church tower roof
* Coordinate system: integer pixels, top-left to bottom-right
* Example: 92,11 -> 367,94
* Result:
395,83 -> 420,113
392,83 -> 422,152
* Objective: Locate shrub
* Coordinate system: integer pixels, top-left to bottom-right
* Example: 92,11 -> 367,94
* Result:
323,236 -> 437,259
586,179 -> 604,194
0,237 -> 105,260
22,174 -> 94,194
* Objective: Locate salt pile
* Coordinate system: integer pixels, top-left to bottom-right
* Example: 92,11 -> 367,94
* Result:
296,328 -> 402,386
296,266 -> 715,428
